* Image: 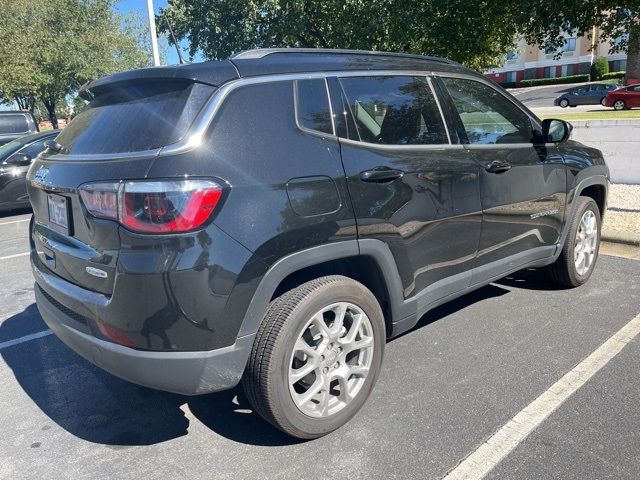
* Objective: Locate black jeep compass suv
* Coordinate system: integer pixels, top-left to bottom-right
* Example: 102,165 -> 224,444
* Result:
28,49 -> 608,439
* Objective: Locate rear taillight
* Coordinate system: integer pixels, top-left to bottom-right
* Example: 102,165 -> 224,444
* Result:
79,179 -> 223,234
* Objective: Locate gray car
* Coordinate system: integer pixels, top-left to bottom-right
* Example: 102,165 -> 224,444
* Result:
554,83 -> 618,108
0,111 -> 38,145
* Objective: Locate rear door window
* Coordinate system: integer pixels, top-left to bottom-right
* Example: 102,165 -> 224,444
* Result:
0,114 -> 29,134
338,76 -> 448,145
55,81 -> 215,155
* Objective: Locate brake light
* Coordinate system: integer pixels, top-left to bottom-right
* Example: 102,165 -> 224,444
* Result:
79,179 -> 223,234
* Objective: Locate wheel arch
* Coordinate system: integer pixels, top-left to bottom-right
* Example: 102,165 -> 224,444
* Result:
556,175 -> 608,254
237,240 -> 406,339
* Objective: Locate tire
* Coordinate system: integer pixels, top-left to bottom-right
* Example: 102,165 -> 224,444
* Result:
600,97 -> 607,106
613,100 -> 626,111
559,99 -> 569,108
243,275 -> 385,439
545,197 -> 601,287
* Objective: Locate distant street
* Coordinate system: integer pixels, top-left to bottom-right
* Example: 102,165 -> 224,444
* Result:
509,82 -> 608,108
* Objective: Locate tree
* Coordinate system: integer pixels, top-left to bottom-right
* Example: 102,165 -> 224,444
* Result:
0,0 -> 152,128
591,56 -> 610,80
157,0 -> 521,70
514,2 -> 640,83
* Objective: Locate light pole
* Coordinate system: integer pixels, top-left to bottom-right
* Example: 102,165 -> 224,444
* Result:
146,0 -> 161,66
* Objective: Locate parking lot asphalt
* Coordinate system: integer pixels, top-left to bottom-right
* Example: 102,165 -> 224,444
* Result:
0,212 -> 639,480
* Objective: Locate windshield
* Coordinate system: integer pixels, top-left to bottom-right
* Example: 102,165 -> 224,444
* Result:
55,80 -> 215,155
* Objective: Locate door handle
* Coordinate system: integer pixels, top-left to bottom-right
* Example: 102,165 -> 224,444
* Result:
484,160 -> 512,174
360,167 -> 404,183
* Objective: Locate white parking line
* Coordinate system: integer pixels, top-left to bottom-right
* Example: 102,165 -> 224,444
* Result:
0,252 -> 30,261
0,329 -> 53,351
444,312 -> 640,480
0,219 -> 30,226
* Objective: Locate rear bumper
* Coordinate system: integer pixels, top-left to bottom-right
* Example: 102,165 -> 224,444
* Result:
34,278 -> 254,395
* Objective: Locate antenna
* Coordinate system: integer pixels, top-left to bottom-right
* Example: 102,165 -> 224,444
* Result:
164,15 -> 188,65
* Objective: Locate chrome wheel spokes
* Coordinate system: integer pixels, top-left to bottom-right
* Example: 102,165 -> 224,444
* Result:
288,302 -> 374,418
574,210 -> 598,276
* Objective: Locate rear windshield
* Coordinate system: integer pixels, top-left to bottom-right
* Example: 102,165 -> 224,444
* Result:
56,80 -> 215,155
0,114 -> 30,134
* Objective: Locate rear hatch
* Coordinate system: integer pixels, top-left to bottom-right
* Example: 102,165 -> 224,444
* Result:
28,78 -> 217,295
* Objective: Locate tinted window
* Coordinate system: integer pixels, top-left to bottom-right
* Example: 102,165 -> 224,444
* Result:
442,77 -> 534,145
295,79 -> 333,135
338,76 -> 448,145
56,81 -> 214,155
20,138 -> 52,158
0,114 -> 29,134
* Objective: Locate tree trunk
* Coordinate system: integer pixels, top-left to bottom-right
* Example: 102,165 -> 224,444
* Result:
626,26 -> 640,84
14,94 -> 34,111
43,98 -> 58,129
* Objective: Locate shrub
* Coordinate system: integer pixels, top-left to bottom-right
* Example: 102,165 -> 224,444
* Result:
601,71 -> 625,80
591,57 -> 609,80
499,81 -> 517,89
519,74 -> 590,88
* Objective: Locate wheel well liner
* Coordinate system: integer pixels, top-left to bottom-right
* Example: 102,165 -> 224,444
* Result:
580,184 -> 606,217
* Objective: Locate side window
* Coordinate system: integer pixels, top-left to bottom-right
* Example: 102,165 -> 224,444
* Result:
294,79 -> 333,135
338,76 -> 448,145
0,114 -> 29,134
20,139 -> 49,158
441,77 -> 534,145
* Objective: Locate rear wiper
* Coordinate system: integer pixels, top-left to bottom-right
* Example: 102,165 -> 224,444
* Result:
44,139 -> 64,153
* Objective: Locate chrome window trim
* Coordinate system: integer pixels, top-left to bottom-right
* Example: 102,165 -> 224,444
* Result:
292,78 -> 338,140
339,137 -> 464,151
164,70 -> 461,156
43,69 -> 491,161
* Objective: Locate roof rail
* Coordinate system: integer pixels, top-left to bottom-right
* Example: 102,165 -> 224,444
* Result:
231,48 -> 454,64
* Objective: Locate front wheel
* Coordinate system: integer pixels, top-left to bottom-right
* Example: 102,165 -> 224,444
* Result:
545,197 -> 601,287
613,100 -> 626,111
559,99 -> 569,108
243,275 -> 385,439
600,97 -> 607,106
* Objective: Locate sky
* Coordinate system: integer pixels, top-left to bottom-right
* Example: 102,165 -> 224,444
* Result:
116,0 -> 204,65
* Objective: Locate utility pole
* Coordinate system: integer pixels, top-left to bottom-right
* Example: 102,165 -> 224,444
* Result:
146,0 -> 161,66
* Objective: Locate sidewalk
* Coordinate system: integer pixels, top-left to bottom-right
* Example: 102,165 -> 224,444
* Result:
603,184 -> 640,236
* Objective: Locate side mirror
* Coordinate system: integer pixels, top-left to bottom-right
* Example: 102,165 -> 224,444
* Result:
542,119 -> 572,143
6,153 -> 32,166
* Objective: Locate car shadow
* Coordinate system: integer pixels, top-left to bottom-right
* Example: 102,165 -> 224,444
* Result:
0,303 -> 302,447
0,277 -> 556,447
495,268 -> 569,291
0,207 -> 31,218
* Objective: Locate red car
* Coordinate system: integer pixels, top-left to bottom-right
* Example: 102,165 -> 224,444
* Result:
605,84 -> 640,110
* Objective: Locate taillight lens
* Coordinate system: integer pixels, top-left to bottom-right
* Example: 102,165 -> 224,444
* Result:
79,179 -> 223,234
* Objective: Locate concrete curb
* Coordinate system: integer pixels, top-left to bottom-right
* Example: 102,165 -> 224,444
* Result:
601,229 -> 640,247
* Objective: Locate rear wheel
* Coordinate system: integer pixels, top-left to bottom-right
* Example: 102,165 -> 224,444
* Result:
545,197 -> 601,287
613,100 -> 626,111
559,99 -> 569,108
243,275 -> 385,439
600,97 -> 607,106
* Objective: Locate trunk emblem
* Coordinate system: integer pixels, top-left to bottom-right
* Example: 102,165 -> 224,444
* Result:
86,266 -> 108,279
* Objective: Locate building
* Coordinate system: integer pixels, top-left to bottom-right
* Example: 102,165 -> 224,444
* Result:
485,29 -> 628,85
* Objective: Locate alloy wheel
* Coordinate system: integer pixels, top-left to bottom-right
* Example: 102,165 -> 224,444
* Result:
574,210 -> 598,276
288,302 -> 374,418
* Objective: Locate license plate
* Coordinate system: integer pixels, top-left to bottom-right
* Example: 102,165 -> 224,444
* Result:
47,194 -> 69,233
